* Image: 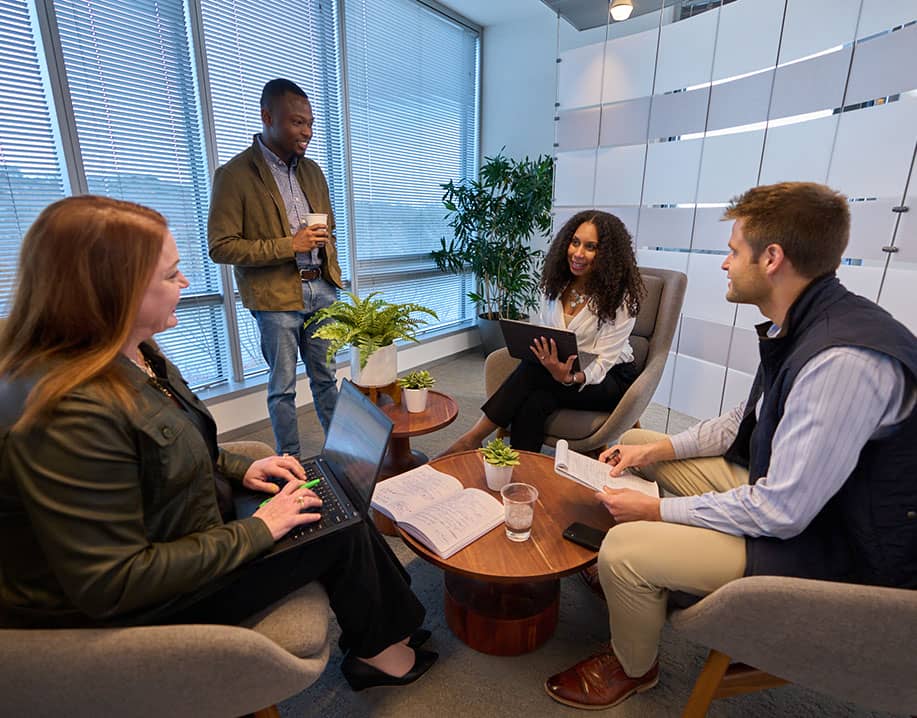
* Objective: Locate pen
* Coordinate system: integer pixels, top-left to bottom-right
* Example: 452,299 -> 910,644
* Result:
259,479 -> 321,507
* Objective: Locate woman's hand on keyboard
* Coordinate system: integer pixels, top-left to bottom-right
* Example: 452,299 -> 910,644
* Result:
242,454 -> 307,494
253,480 -> 323,541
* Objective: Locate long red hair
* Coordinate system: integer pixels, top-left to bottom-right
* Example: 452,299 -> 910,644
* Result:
0,195 -> 167,428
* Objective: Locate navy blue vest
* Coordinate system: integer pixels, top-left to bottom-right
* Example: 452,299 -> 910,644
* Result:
723,274 -> 917,588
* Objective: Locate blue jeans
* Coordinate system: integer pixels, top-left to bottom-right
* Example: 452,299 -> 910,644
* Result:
252,278 -> 339,456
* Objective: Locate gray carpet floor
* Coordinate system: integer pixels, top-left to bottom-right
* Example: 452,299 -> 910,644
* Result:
229,350 -> 899,718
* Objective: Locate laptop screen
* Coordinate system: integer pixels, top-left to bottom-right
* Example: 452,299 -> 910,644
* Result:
322,379 -> 393,510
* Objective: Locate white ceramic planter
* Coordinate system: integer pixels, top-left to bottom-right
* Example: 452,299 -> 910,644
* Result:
484,461 -> 514,492
350,343 -> 397,387
402,387 -> 429,413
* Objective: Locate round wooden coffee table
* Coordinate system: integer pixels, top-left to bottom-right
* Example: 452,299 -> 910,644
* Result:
398,449 -> 615,656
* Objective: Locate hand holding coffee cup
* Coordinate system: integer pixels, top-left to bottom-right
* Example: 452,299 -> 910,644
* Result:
292,212 -> 328,252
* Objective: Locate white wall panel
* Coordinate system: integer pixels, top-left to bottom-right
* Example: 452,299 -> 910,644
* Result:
696,130 -> 766,204
828,98 -> 917,200
637,207 -> 695,250
655,10 -> 717,94
837,263 -> 884,303
712,0 -> 783,81
642,139 -> 703,205
635,248 -> 690,274
769,48 -> 852,119
727,326 -> 760,375
558,43 -> 604,109
735,302 -> 765,329
682,252 -> 734,324
878,265 -> 917,333
556,107 -> 601,152
759,115 -> 837,185
669,355 -> 727,420
651,351 -> 677,407
895,188 -> 917,262
601,30 -> 659,104
723,368 -> 755,414
845,23 -> 917,106
554,149 -> 597,206
692,207 -> 733,252
594,144 -> 647,206
847,200 -> 900,260
779,0 -> 860,64
856,0 -> 917,40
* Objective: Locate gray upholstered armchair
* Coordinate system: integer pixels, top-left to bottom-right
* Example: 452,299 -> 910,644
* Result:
0,440 -> 331,718
484,266 -> 687,454
671,575 -> 917,716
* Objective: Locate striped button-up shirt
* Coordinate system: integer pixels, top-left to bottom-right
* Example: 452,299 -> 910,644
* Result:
256,135 -> 321,269
660,345 -> 914,539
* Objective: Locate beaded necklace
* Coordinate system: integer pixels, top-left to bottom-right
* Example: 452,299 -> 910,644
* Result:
130,354 -> 175,400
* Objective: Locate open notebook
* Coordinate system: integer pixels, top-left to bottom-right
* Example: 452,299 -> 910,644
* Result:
554,440 -> 659,497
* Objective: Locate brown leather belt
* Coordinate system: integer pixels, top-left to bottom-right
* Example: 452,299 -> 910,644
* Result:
299,268 -> 321,281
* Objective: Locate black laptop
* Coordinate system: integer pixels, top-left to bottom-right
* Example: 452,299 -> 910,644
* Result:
235,378 -> 393,558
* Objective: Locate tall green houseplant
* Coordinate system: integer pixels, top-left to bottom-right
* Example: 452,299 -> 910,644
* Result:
432,152 -> 554,322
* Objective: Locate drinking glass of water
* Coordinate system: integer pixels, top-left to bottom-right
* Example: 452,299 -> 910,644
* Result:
500,482 -> 538,542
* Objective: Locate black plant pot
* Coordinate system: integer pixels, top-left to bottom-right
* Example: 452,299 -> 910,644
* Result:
477,313 -> 505,356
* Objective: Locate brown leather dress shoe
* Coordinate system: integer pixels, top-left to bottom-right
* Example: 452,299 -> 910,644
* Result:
544,651 -> 659,710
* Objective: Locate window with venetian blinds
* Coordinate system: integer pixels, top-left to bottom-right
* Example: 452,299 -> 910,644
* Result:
343,0 -> 479,329
0,0 -> 68,316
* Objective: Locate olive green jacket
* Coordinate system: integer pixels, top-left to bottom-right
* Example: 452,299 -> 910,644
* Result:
207,134 -> 344,311
0,346 -> 274,627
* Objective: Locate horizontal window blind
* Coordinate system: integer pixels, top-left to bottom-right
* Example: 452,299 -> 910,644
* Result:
0,0 -> 67,316
344,0 -> 479,328
199,0 -> 349,377
53,0 -> 223,388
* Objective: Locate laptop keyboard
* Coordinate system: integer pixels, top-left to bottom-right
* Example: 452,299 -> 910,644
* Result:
287,462 -> 353,540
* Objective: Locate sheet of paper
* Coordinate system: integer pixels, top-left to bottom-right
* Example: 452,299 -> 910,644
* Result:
555,440 -> 659,498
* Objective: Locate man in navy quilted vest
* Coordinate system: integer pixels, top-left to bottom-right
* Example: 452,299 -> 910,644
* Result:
545,181 -> 917,711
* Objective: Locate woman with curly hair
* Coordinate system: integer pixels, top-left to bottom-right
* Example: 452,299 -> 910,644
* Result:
444,210 -> 645,453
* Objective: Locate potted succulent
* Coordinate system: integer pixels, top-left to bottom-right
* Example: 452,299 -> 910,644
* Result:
397,369 -> 436,413
306,292 -> 437,387
478,437 -> 521,492
432,151 -> 554,353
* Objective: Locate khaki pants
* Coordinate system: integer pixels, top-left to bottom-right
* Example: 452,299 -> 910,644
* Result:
597,429 -> 748,676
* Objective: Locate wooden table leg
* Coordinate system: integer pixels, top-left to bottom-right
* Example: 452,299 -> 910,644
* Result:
380,437 -> 428,478
443,573 -> 560,655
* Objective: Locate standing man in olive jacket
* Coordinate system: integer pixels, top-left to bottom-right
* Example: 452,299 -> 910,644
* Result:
209,79 -> 343,456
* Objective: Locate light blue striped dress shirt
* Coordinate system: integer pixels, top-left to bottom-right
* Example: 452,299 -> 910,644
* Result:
660,345 -> 915,539
256,135 -> 321,269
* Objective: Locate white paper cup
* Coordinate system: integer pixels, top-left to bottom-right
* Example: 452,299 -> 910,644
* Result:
303,212 -> 327,227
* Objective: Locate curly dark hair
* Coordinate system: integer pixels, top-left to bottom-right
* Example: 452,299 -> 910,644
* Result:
540,210 -> 643,324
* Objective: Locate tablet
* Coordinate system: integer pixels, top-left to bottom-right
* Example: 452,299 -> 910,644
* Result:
498,319 -> 589,373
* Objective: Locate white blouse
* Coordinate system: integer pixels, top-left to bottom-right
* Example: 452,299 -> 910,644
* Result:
535,295 -> 635,388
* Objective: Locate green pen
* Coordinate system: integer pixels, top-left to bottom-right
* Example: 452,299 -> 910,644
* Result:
259,478 -> 321,507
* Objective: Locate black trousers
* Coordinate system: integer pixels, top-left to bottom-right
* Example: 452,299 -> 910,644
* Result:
482,359 -> 639,452
139,521 -> 425,659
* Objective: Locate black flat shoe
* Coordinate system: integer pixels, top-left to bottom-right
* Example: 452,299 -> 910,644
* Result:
407,628 -> 432,650
341,648 -> 438,692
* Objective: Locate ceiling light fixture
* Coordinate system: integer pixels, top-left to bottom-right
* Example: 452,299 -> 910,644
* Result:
609,0 -> 634,21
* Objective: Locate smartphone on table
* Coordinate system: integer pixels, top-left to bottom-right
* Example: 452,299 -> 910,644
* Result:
562,522 -> 607,552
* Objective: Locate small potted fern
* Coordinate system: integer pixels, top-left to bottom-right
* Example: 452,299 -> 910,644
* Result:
479,437 -> 520,491
306,292 -> 438,386
398,369 -> 436,413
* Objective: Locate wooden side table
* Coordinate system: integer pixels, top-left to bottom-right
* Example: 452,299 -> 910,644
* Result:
371,390 -> 459,535
398,450 -> 615,656
378,390 -> 459,478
